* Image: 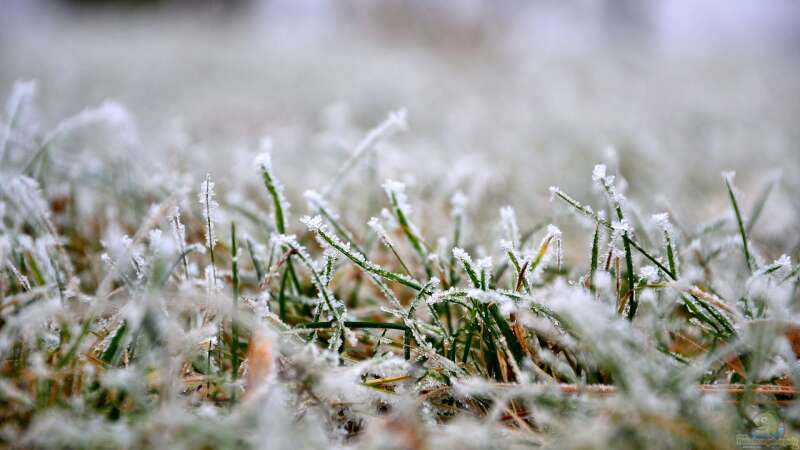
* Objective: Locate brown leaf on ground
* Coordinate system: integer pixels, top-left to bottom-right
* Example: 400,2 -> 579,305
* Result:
784,325 -> 800,358
244,330 -> 275,397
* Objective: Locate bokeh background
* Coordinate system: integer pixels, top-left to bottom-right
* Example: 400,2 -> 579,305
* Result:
2,0 -> 799,256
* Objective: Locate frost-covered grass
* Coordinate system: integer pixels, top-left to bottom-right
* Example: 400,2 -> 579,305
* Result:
1,16 -> 800,449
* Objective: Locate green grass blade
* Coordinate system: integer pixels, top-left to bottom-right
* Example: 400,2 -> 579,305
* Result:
488,303 -> 523,363
622,235 -> 637,320
246,238 -> 265,282
746,176 -> 776,233
57,314 -> 94,368
306,219 -> 426,292
550,186 -> 677,281
260,169 -> 286,235
723,173 -> 753,273
453,248 -> 481,289
389,191 -> 432,277
100,320 -> 127,365
230,223 -> 240,388
590,221 -> 600,288
278,266 -> 290,321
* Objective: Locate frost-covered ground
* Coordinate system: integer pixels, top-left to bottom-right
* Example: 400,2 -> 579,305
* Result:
1,7 -> 800,450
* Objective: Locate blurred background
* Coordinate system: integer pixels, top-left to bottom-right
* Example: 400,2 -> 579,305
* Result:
1,0 -> 799,254
4,0 -> 799,49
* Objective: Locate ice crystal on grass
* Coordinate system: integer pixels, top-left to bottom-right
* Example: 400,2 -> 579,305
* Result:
382,179 -> 412,216
253,153 -> 272,173
639,265 -> 659,283
499,206 -> 520,249
450,190 -> 467,217
169,207 -> 189,277
546,224 -> 563,271
199,173 -> 218,249
6,261 -> 32,292
592,163 -> 608,182
45,100 -> 137,148
386,108 -> 409,131
7,176 -> 51,224
2,85 -> 798,450
300,215 -> 324,232
304,189 -> 338,219
368,216 -> 392,246
651,212 -> 671,231
1,80 -> 38,160
320,108 -> 408,197
452,247 -> 471,265
256,147 -> 292,234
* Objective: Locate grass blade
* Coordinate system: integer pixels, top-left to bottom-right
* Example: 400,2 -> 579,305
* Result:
230,222 -> 241,391
589,221 -> 600,288
746,176 -> 777,233
723,172 -> 753,273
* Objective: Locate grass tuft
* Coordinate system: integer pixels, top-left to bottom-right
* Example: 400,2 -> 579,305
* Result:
0,91 -> 795,450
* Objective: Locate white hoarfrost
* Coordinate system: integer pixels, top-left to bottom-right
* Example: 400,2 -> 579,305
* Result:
199,172 -> 218,249
1,42 -> 797,449
499,205 -> 520,249
300,215 -> 324,232
450,190 -> 467,217
592,163 -> 607,182
253,150 -> 272,173
452,247 -> 471,265
382,179 -> 412,215
368,216 -> 392,247
304,189 -> 337,219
